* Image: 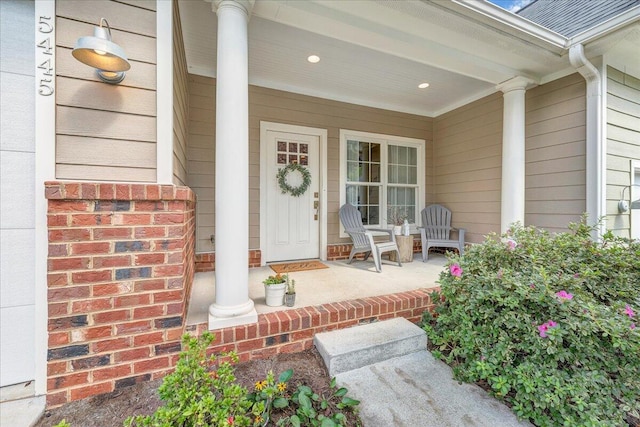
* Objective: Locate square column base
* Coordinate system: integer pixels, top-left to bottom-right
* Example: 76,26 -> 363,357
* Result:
208,309 -> 258,330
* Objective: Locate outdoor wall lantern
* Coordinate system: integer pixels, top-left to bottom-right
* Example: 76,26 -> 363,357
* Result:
72,18 -> 130,84
618,184 -> 640,213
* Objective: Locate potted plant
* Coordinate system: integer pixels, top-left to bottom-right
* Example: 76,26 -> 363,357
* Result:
263,273 -> 287,307
284,278 -> 296,307
388,207 -> 407,235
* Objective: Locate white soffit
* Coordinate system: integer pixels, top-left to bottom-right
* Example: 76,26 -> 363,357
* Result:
179,0 -> 575,117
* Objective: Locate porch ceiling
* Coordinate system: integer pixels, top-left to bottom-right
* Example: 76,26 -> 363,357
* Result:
178,0 -> 582,117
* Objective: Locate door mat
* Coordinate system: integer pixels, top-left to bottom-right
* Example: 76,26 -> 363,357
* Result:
269,260 -> 329,274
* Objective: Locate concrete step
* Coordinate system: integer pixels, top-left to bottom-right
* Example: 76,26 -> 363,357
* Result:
313,317 -> 427,376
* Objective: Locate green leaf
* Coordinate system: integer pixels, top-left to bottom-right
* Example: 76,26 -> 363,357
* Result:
298,392 -> 312,409
341,397 -> 360,406
333,387 -> 348,397
290,415 -> 301,427
273,397 -> 289,408
279,369 -> 294,383
320,418 -> 337,427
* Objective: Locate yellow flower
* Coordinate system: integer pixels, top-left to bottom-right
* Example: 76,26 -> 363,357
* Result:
255,380 -> 265,391
254,415 -> 263,424
277,382 -> 287,392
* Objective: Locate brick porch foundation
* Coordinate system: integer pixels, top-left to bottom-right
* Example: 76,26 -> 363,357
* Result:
188,288 -> 439,361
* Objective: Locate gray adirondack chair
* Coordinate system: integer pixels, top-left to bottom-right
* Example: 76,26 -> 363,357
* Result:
419,204 -> 465,261
339,203 -> 402,273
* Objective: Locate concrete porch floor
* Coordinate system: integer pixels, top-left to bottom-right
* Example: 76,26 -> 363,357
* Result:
186,253 -> 448,326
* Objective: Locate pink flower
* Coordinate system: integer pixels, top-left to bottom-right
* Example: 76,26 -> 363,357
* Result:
538,320 -> 558,338
530,283 -> 535,289
506,239 -> 517,250
555,290 -> 574,301
631,323 -> 636,330
624,305 -> 635,318
573,273 -> 580,279
450,263 -> 462,277
227,416 -> 234,425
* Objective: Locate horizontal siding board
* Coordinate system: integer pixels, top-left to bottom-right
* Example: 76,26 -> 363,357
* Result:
608,109 -> 640,131
608,94 -> 640,118
526,170 -> 585,187
525,126 -> 585,150
56,77 -> 156,116
525,200 -> 585,214
526,185 -> 585,201
525,214 -> 583,229
56,0 -> 156,37
115,0 -> 157,11
525,111 -> 585,137
56,136 -> 156,168
526,141 -> 585,162
56,164 -> 155,182
608,79 -> 640,104
607,136 -> 640,157
57,106 -> 156,142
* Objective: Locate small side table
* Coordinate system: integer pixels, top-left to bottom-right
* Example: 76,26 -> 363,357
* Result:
389,235 -> 414,263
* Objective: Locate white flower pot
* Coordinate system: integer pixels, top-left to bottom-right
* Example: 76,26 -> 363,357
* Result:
393,225 -> 402,235
264,283 -> 286,306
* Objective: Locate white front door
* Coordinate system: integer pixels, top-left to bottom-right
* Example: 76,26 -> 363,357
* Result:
264,130 -> 320,262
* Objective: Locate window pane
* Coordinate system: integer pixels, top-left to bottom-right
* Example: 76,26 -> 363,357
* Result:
388,145 -> 397,164
399,165 -> 408,184
369,186 -> 379,204
370,163 -> 380,183
388,165 -> 397,184
371,143 -> 381,162
347,140 -> 359,161
398,146 -> 407,164
346,185 -> 358,205
347,161 -> 359,181
359,162 -> 370,183
408,147 -> 417,166
361,142 -> 370,161
408,166 -> 417,185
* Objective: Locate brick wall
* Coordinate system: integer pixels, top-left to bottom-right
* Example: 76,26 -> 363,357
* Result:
189,289 -> 438,362
45,182 -> 195,407
327,239 -> 422,261
195,249 -> 261,272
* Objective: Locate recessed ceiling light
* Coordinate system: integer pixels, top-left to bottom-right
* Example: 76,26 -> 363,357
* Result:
307,55 -> 320,63
418,82 -> 430,89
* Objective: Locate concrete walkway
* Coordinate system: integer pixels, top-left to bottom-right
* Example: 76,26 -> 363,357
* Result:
315,318 -> 532,427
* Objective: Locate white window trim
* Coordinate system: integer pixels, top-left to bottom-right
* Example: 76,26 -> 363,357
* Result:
339,129 -> 425,238
632,159 -> 640,240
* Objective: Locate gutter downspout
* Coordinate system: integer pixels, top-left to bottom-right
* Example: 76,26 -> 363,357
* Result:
569,43 -> 605,238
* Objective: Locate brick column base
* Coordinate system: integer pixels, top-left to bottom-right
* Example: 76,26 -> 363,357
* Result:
45,182 -> 195,407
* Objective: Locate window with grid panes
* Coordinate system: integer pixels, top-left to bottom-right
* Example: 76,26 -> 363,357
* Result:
341,130 -> 424,233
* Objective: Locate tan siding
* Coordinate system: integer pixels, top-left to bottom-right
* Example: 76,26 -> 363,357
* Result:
187,76 -> 216,253
525,73 -> 586,232
606,67 -> 640,238
172,0 -> 188,185
187,76 -> 433,253
55,0 -> 157,182
433,93 -> 503,244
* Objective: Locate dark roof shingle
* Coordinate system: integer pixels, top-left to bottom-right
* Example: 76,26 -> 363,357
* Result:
517,0 -> 640,37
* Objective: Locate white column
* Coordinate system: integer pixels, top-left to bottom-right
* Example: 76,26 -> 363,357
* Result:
208,0 -> 257,329
497,76 -> 535,233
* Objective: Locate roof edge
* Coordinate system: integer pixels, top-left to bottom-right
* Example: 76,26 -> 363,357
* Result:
449,0 -> 567,49
569,5 -> 640,45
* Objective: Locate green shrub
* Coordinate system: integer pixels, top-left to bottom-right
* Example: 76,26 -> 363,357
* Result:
125,332 -> 252,427
423,220 -> 639,426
